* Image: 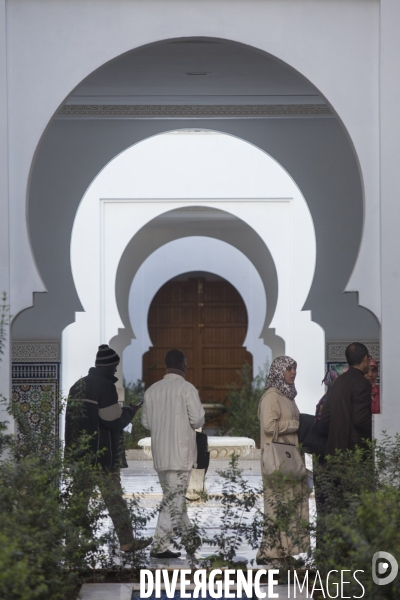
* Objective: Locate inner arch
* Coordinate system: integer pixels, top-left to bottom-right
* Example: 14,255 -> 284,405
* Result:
113,205 -> 282,357
124,236 -> 269,386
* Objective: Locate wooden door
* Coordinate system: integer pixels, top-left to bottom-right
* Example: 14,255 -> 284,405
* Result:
143,277 -> 252,405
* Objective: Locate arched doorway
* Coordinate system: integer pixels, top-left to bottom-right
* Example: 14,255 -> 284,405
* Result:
60,131 -> 334,412
143,274 -> 252,408
22,35 -> 373,351
13,35 -> 380,434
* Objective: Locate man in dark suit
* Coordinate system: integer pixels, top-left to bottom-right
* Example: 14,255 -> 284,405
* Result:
321,342 -> 372,454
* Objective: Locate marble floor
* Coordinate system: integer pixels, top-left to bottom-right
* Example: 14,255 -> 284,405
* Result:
78,457 -> 314,599
120,457 -> 264,566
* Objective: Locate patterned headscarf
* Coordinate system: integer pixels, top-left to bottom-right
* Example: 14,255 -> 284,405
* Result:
264,355 -> 297,400
369,357 -> 378,370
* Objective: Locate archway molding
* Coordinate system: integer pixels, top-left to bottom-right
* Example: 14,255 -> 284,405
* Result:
111,206 -> 282,355
14,24 -> 379,330
19,119 -> 379,349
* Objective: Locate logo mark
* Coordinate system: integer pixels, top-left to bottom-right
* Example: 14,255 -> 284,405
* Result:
372,552 -> 398,586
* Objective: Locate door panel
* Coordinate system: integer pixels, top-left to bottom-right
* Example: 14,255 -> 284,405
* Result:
143,278 -> 253,407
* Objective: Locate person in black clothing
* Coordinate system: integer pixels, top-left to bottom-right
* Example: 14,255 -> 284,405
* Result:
65,344 -> 151,552
321,342 -> 372,454
316,343 -> 372,553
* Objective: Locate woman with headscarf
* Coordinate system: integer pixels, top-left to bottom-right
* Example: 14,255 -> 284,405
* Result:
365,357 -> 380,414
256,356 -> 309,565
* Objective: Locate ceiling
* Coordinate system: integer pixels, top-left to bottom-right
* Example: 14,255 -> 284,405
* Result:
67,37 -> 324,107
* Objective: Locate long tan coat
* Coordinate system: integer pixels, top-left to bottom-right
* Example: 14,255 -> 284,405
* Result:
257,387 -> 309,562
259,387 -> 300,449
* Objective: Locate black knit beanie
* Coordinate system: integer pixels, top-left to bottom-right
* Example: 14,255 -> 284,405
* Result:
95,344 -> 120,367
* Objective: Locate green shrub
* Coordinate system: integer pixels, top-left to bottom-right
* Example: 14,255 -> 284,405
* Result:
123,379 -> 148,449
312,438 -> 400,598
199,436 -> 400,598
0,396 -> 113,600
0,392 -> 155,598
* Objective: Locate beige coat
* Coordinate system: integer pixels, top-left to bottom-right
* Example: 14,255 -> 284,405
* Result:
257,386 -> 309,561
141,373 -> 205,471
258,387 -> 300,454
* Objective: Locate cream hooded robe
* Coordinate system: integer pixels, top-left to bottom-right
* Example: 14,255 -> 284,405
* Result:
141,373 -> 205,472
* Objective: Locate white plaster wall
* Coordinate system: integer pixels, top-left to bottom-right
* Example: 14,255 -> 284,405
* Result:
5,0 -> 380,326
375,0 -> 400,438
0,0 -> 10,425
64,132 -> 324,413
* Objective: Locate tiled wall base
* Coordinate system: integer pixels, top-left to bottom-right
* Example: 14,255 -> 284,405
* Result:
11,341 -> 61,444
326,340 -> 380,382
326,340 -> 380,362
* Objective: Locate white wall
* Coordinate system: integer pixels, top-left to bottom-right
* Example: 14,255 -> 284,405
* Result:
63,132 -> 324,413
0,0 -> 10,425
375,0 -> 400,437
1,0 -> 396,432
0,0 -> 383,424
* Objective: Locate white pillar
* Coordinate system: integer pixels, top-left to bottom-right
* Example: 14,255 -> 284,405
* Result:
376,0 -> 400,438
0,0 -> 12,430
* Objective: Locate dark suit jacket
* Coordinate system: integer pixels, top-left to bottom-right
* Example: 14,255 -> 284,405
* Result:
320,367 -> 372,454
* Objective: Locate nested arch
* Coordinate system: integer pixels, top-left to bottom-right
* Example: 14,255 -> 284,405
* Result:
123,236 -> 271,387
111,206 -> 283,358
57,128 -> 322,410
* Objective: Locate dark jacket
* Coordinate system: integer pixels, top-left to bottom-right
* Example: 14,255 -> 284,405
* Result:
65,367 -> 134,469
320,367 -> 372,455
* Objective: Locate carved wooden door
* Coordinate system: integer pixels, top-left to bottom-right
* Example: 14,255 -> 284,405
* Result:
143,277 -> 253,405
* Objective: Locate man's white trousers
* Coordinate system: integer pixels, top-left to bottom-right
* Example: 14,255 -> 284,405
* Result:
152,470 -> 192,553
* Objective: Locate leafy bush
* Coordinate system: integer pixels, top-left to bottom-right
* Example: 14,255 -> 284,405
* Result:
0,397 -> 110,599
223,362 -> 269,447
192,437 -> 400,599
0,393 -> 154,599
312,438 -> 400,598
123,379 -> 148,449
204,455 -> 262,564
200,455 -> 310,571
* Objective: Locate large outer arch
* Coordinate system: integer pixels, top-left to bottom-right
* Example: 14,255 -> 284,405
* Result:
8,3 -> 378,322
11,19 -> 379,343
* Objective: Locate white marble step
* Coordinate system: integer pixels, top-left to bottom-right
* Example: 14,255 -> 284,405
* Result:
78,582 -> 311,599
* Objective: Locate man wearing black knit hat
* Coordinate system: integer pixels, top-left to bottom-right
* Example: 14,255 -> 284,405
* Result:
65,344 -> 151,552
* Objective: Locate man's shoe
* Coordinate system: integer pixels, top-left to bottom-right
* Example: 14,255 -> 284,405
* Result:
150,549 -> 182,559
120,537 -> 153,552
